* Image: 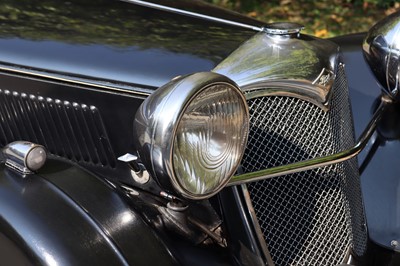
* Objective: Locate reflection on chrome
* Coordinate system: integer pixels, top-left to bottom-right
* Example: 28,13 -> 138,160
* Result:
173,84 -> 247,195
214,23 -> 339,110
364,10 -> 400,98
229,95 -> 391,186
133,72 -> 249,199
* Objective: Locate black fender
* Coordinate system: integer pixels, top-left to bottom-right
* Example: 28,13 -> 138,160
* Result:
0,158 -> 177,266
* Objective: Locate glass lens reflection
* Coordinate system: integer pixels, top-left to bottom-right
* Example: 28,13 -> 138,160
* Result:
173,84 -> 248,195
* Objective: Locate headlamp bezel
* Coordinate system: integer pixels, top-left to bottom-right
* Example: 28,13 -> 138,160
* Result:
133,72 -> 249,200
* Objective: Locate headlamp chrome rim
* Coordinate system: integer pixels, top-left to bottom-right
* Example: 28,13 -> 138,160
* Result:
133,72 -> 249,200
169,81 -> 249,200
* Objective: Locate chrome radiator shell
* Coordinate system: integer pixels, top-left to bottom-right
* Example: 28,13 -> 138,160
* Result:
240,65 -> 368,265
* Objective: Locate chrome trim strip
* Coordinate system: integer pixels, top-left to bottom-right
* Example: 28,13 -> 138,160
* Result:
0,64 -> 152,98
241,184 -> 276,266
228,95 -> 390,186
121,0 -> 263,32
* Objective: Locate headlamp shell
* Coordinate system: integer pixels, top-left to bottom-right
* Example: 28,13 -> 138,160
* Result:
363,10 -> 400,98
133,72 -> 249,200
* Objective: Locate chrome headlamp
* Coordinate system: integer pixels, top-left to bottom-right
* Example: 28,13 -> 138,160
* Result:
134,72 -> 249,199
363,10 -> 400,98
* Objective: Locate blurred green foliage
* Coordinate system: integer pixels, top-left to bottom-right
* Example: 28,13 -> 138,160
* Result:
208,0 -> 395,10
206,0 -> 399,37
361,0 -> 396,8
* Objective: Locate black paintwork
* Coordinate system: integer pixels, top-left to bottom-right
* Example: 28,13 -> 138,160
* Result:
0,71 -> 147,186
0,0 -> 254,89
219,187 -> 266,266
0,0 -> 400,265
332,33 -> 400,264
0,158 -> 178,265
0,1 -> 259,264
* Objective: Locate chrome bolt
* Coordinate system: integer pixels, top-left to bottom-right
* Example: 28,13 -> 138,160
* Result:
391,240 -> 399,248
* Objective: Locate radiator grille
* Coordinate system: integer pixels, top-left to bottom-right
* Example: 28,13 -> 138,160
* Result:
241,66 -> 367,265
0,89 -> 116,168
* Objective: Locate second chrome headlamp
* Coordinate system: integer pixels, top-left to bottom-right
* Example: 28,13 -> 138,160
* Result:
133,72 -> 249,199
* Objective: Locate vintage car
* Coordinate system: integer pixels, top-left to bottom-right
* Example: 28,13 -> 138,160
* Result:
0,0 -> 399,265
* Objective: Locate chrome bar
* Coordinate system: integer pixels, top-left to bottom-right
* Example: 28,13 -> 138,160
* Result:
121,0 -> 263,32
240,185 -> 276,266
228,95 -> 390,186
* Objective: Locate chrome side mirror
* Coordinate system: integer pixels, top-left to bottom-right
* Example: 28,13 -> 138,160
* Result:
363,10 -> 400,98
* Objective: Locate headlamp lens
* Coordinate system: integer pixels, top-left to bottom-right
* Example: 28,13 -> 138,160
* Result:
173,84 -> 248,196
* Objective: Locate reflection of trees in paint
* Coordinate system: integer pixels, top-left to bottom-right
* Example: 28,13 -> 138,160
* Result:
0,0 -> 254,63
215,34 -> 320,85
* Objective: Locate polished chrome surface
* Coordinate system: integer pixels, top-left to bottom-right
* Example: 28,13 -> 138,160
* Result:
122,0 -> 263,32
213,32 -> 339,109
237,66 -> 369,265
118,153 -> 150,184
228,95 -> 389,186
134,72 -> 249,199
3,141 -> 47,175
263,22 -> 304,35
117,153 -> 138,163
363,10 -> 400,98
241,184 -> 275,266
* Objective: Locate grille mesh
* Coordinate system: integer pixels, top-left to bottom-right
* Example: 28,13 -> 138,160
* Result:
241,65 -> 367,265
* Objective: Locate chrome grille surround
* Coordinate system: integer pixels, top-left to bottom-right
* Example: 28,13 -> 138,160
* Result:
241,65 -> 367,265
